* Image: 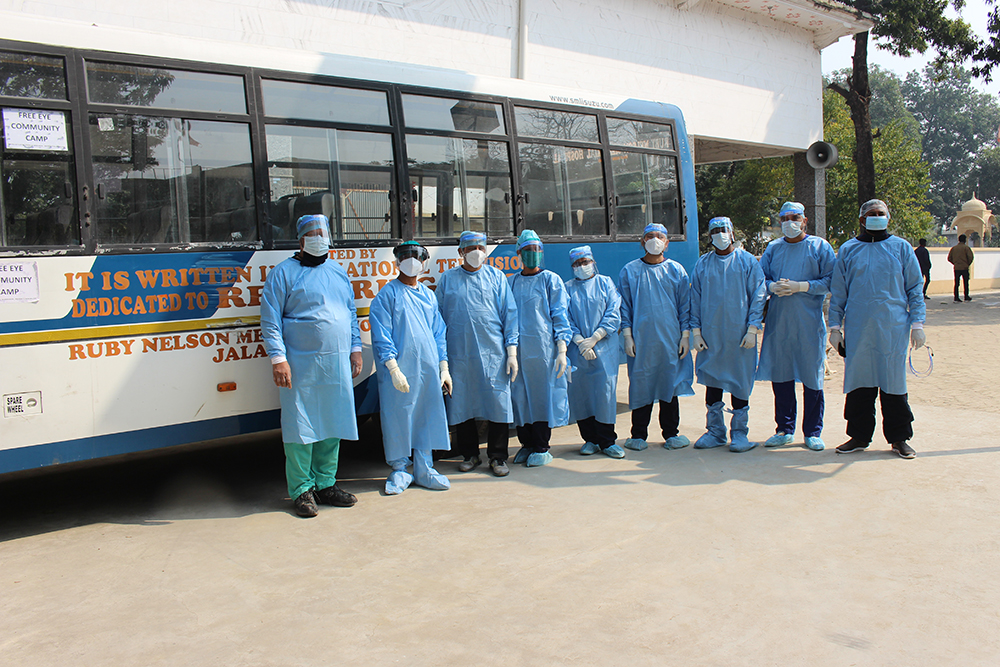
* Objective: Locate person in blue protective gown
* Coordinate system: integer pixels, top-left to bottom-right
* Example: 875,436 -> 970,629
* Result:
369,241 -> 454,493
690,216 -> 767,453
565,245 -> 624,459
829,199 -> 927,459
508,229 -> 572,467
436,230 -> 519,478
261,214 -> 363,517
757,202 -> 837,452
618,223 -> 695,452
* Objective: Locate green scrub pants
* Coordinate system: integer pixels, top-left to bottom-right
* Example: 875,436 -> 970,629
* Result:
284,437 -> 340,500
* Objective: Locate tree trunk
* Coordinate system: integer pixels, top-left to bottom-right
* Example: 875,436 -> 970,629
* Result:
829,31 -> 877,206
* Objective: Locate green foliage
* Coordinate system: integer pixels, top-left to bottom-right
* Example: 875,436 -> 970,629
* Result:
965,145 -> 1000,212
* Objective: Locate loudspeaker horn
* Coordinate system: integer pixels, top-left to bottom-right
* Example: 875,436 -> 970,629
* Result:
806,141 -> 838,169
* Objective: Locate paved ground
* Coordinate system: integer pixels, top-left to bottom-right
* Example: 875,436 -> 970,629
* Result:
2,291 -> 999,666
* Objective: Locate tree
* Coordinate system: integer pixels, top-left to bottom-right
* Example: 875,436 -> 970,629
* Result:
964,145 -> 1000,212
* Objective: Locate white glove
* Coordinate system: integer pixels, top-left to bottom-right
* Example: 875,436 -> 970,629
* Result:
678,330 -> 690,359
772,279 -> 794,297
829,328 -> 844,349
439,360 -> 452,395
790,281 -> 809,294
740,325 -> 759,349
691,327 -> 708,352
385,358 -> 409,393
578,327 -> 606,355
506,345 -> 518,382
582,348 -> 597,361
623,327 -> 636,357
910,327 -> 926,349
555,340 -> 568,379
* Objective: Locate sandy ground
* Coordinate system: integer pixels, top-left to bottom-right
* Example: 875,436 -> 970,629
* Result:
1,291 -> 999,666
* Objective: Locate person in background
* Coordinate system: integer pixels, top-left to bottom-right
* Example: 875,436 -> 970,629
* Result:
914,238 -> 932,300
947,234 -> 975,303
435,231 -> 519,478
690,217 -> 767,453
564,245 -> 624,459
617,223 -> 694,452
508,230 -> 572,467
369,241 -> 453,493
261,214 -> 362,518
757,202 -> 836,451
829,199 -> 927,459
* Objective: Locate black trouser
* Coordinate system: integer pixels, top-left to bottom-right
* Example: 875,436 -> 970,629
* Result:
922,270 -> 931,296
954,269 -> 970,299
705,386 -> 748,410
577,416 -> 618,449
844,387 -> 914,444
455,419 -> 509,462
516,421 -> 551,452
631,397 -> 679,441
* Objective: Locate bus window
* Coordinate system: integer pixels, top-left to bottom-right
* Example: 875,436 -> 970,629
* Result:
0,51 -> 67,100
86,62 -> 247,114
611,151 -> 680,237
518,144 -> 605,237
90,115 -> 255,244
261,80 -> 390,126
406,135 -> 513,239
513,107 -> 599,143
265,126 -> 396,242
402,95 -> 505,134
607,118 -> 674,151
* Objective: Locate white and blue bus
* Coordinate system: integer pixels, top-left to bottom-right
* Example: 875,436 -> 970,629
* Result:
0,38 -> 699,475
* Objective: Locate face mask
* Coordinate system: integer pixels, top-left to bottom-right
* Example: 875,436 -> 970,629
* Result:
644,238 -> 666,255
711,232 -> 731,250
781,220 -> 803,238
573,263 -> 595,280
398,257 -> 423,277
302,235 -> 329,257
520,250 -> 542,269
463,249 -> 486,269
865,215 -> 889,231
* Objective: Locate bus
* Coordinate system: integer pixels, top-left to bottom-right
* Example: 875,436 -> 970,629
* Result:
0,38 -> 699,475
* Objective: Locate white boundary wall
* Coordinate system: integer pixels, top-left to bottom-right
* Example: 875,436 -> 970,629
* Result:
927,247 -> 1000,293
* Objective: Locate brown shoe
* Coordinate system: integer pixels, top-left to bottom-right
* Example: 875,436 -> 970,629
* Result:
315,484 -> 357,507
891,441 -> 916,459
293,490 -> 319,517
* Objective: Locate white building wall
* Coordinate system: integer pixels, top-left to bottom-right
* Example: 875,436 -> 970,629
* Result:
0,0 -> 824,151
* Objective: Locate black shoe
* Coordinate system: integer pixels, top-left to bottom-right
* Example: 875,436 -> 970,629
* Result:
293,490 -> 319,517
954,297 -> 962,303
836,439 -> 870,454
891,441 -> 916,459
458,456 -> 482,472
489,459 -> 510,477
315,484 -> 357,507
923,295 -> 930,300
964,296 -> 972,302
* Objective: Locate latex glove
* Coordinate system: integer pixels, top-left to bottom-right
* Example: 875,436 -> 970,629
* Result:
623,327 -> 636,357
790,281 -> 810,294
678,330 -> 690,359
829,328 -> 843,349
582,348 -> 597,361
740,325 -> 759,349
578,327 -> 606,355
910,327 -> 926,349
772,279 -> 795,297
506,345 -> 519,382
691,328 -> 708,352
555,340 -> 568,379
439,360 -> 453,395
385,358 -> 409,393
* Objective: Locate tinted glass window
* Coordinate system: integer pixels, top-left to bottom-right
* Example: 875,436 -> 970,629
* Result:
90,115 -> 255,243
0,51 -> 66,100
406,135 -> 513,239
607,118 -> 674,151
514,107 -> 599,143
611,151 -> 680,236
86,63 -> 247,113
518,143 -> 605,236
266,126 -> 396,241
402,95 -> 505,134
261,80 -> 390,125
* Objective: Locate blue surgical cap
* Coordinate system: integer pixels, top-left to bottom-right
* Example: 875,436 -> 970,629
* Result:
568,245 -> 593,262
859,199 -> 890,219
459,230 -> 487,249
644,223 -> 668,237
779,202 -> 805,217
708,217 -> 733,232
296,214 -> 330,239
517,229 -> 543,251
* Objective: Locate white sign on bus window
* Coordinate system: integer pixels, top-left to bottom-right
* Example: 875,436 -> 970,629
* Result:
2,108 -> 69,152
0,261 -> 40,303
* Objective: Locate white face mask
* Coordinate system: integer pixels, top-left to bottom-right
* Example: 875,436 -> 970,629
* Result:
711,232 -> 731,250
463,249 -> 486,269
781,220 -> 803,238
644,237 -> 666,256
302,235 -> 329,257
399,257 -> 424,277
864,215 -> 889,231
573,263 -> 595,280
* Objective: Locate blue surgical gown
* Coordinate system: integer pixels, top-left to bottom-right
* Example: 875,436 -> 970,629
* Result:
565,273 -> 622,425
260,257 -> 361,445
436,264 -> 518,425
369,279 -> 450,461
829,235 -> 926,395
618,258 -> 694,410
757,235 -> 836,391
690,248 -> 767,401
508,270 -> 572,427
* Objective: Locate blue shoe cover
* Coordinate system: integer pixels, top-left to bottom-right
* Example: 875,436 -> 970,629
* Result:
623,438 -> 648,451
385,469 -> 413,495
764,432 -> 793,447
729,406 -> 757,452
602,444 -> 626,459
580,442 -> 600,456
663,435 -> 690,450
694,402 -> 727,449
513,447 -> 531,464
804,436 -> 826,451
412,449 -> 451,490
526,451 -> 553,467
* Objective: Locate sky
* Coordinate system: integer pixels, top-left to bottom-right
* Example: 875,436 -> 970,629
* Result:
821,0 -> 1000,98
